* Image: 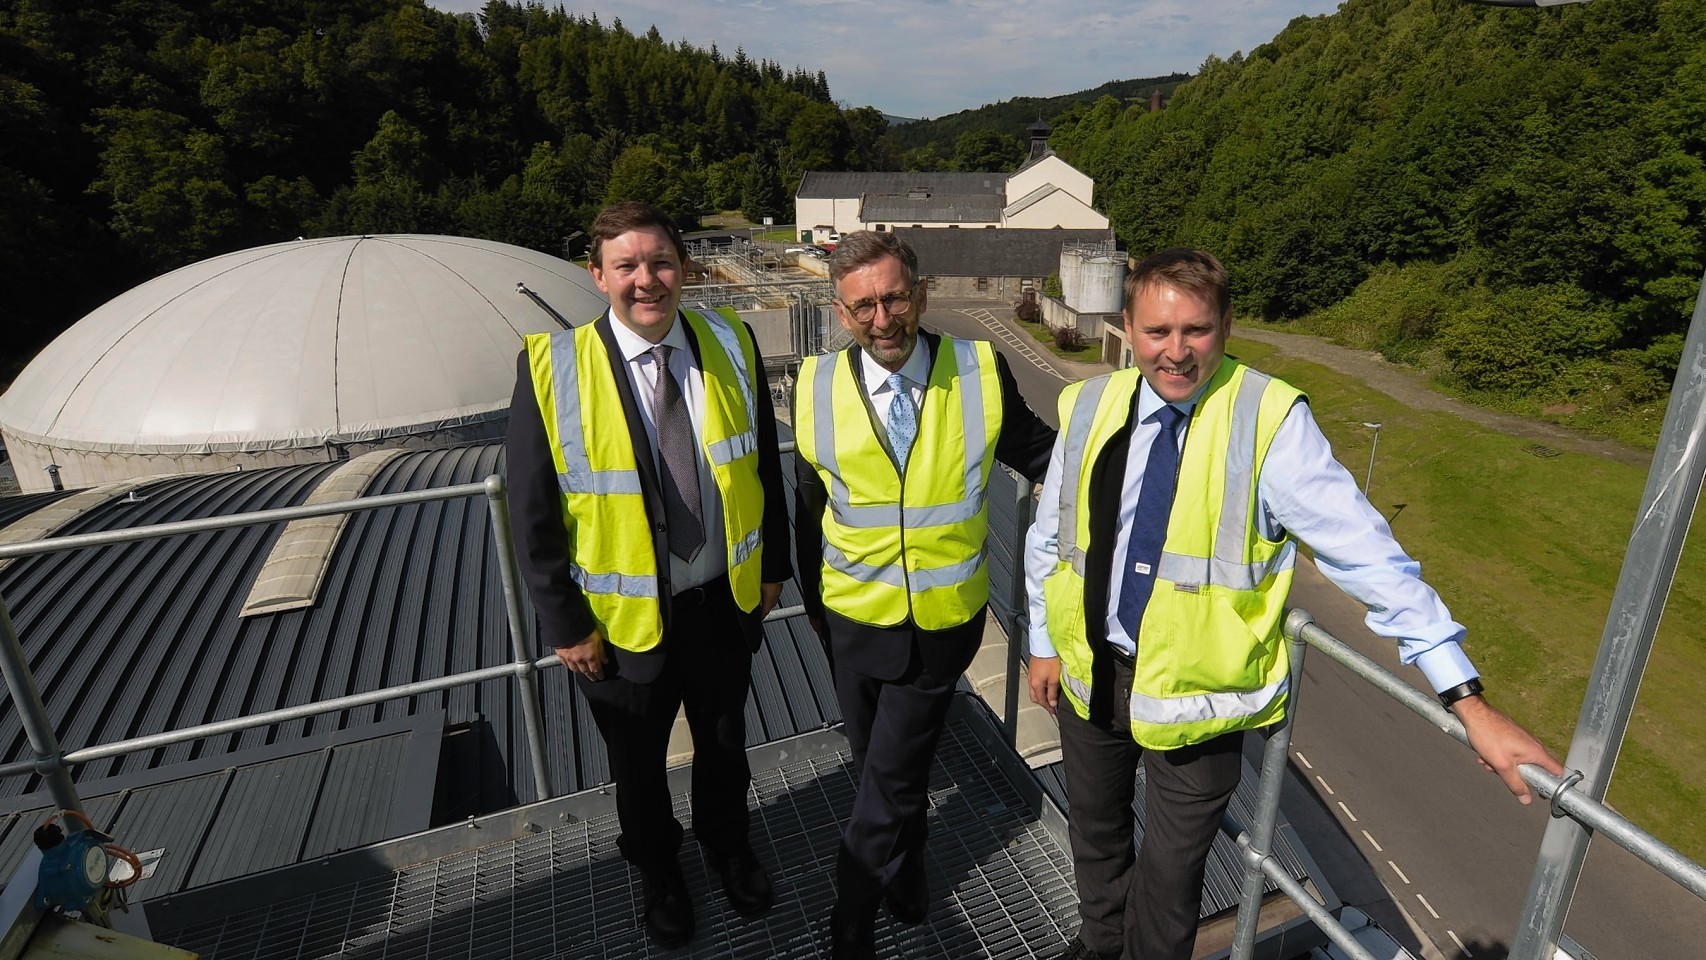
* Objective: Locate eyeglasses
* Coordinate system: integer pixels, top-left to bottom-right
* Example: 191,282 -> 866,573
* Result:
838,290 -> 914,323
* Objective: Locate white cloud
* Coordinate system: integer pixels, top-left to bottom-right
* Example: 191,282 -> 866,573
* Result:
425,0 -> 1342,118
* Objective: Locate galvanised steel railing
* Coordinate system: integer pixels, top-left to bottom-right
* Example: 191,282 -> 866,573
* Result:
0,444 -> 808,820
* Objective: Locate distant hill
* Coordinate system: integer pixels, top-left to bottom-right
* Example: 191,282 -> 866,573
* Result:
886,74 -> 1191,152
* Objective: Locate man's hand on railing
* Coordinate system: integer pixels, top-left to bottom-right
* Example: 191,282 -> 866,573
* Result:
1452,694 -> 1565,804
759,582 -> 783,619
1028,655 -> 1061,716
555,630 -> 609,682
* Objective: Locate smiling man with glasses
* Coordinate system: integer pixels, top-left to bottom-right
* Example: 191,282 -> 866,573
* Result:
793,231 -> 1058,958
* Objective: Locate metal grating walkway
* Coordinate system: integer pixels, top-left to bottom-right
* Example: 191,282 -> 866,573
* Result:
155,715 -> 1080,959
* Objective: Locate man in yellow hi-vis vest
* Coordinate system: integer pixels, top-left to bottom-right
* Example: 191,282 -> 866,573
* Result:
507,203 -> 790,949
1024,249 -> 1563,960
794,231 -> 1056,959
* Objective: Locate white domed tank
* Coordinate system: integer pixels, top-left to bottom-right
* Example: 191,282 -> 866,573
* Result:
0,235 -> 608,493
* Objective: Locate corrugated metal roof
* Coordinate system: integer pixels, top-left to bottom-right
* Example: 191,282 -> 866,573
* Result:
896,227 -> 1116,278
797,171 -> 1006,200
0,711 -> 440,899
861,193 -> 1005,224
0,440 -> 843,811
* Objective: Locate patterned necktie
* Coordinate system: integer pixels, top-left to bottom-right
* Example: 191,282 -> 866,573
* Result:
886,372 -> 917,473
1116,404 -> 1185,639
649,344 -> 704,562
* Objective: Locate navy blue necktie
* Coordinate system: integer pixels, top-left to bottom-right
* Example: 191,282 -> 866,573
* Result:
1116,404 -> 1185,639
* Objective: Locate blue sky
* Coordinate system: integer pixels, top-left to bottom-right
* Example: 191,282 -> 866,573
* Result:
424,0 -> 1343,119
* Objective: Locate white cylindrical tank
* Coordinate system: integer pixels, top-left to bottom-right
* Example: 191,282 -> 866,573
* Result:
1058,250 -> 1083,307
1078,255 -> 1126,314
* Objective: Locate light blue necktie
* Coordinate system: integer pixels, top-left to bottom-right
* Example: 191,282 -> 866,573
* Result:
886,373 -> 917,472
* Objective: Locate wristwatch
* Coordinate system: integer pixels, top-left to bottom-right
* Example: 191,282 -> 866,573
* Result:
1438,677 -> 1484,708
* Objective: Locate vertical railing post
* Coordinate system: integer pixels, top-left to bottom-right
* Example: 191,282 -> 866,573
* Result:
0,597 -> 85,817
1004,474 -> 1037,746
484,474 -> 555,803
1509,267 -> 1706,959
1229,608 -> 1313,960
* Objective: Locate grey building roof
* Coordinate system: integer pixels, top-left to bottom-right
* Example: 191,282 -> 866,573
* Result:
896,227 -> 1116,278
0,438 -> 839,823
860,193 -> 1005,224
796,171 -> 1006,200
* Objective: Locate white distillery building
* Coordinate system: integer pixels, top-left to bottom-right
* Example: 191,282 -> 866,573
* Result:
792,121 -> 1111,243
0,235 -> 608,494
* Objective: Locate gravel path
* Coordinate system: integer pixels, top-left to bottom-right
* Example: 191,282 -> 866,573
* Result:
1232,323 -> 1651,466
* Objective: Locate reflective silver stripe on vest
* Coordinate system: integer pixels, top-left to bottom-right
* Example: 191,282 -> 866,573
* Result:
1156,539 -> 1297,592
1127,676 -> 1288,725
709,430 -> 757,467
551,331 -> 644,496
823,542 -> 907,588
1063,672 -> 1093,705
1056,376 -> 1113,576
691,309 -> 759,465
831,497 -> 983,530
952,338 -> 991,502
568,566 -> 660,599
731,523 -> 762,566
1155,369 -> 1279,590
907,547 -> 987,591
810,353 -> 853,510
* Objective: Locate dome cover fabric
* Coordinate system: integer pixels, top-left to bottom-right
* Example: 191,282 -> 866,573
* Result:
0,235 -> 607,456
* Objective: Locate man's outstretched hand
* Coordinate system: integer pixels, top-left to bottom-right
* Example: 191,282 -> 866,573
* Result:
1452,695 -> 1565,804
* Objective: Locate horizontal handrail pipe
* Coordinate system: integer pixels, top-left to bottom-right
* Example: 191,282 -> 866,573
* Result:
1283,611 -> 1706,903
0,482 -> 490,561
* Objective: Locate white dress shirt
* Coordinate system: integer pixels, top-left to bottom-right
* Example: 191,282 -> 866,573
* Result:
1024,374 -> 1477,693
608,310 -> 728,592
857,340 -> 933,429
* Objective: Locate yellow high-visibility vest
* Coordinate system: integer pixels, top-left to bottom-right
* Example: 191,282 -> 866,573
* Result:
795,337 -> 1002,630
524,308 -> 765,650
1042,360 -> 1304,749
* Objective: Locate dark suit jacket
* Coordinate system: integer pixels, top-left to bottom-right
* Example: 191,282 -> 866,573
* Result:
793,332 -> 1057,682
507,312 -> 792,684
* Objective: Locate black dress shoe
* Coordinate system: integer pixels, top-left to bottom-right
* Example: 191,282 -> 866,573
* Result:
642,867 -> 694,947
829,905 -> 876,960
1052,936 -> 1118,960
882,858 -> 928,925
712,848 -> 774,917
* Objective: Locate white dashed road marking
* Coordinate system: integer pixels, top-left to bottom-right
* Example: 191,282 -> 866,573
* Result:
1315,775 -> 1334,795
1417,894 -> 1441,920
1337,801 -> 1358,822
1387,860 -> 1410,884
1361,829 -> 1383,852
956,308 -> 1066,380
1295,752 -> 1313,770
1448,930 -> 1474,957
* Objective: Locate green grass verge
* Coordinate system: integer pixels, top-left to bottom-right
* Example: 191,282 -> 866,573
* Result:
1012,315 -> 1102,362
1228,335 -> 1706,862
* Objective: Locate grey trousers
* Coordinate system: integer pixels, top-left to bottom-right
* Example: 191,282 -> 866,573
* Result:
1056,657 -> 1244,960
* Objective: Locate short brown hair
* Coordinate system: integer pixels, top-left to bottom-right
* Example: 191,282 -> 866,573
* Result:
589,201 -> 687,267
827,231 -> 919,288
1124,248 -> 1229,320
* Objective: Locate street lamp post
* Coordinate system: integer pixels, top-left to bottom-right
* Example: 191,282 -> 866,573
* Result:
1362,422 -> 1382,496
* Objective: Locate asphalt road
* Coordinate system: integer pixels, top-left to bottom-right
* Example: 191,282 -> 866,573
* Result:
922,299 -> 1706,960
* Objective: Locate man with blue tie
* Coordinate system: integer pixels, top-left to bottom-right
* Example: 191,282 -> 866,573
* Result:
793,231 -> 1056,959
1023,248 -> 1563,960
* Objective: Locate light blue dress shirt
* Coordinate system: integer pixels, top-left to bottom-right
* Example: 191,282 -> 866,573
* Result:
1023,375 -> 1477,694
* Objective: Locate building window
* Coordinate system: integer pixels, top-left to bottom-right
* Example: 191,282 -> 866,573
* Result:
875,224 -> 886,232
976,277 -> 990,291
912,224 -> 922,228
925,277 -> 938,290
